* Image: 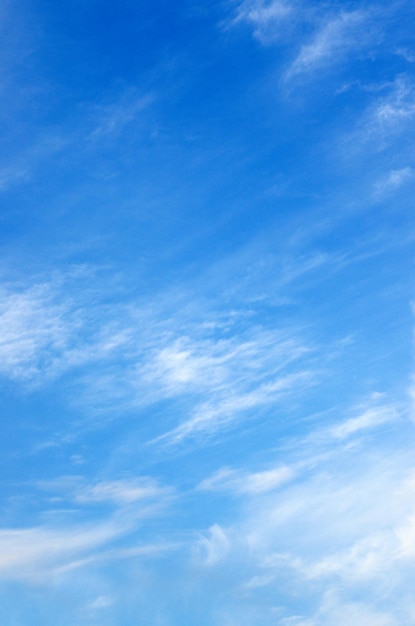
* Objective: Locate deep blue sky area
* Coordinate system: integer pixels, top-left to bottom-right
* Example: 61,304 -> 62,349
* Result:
1,1 -> 415,624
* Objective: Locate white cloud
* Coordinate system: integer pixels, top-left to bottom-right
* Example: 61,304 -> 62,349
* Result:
75,478 -> 170,505
87,595 -> 114,610
230,0 -> 293,44
327,405 -> 398,440
395,513 -> 415,559
195,524 -> 230,566
347,76 -> 415,152
309,591 -> 399,626
0,273 -> 316,448
187,396 -> 415,622
373,79 -> 415,126
0,518 -> 179,584
0,521 -> 120,582
229,2 -> 375,81
136,324 -> 314,443
373,166 -> 415,197
198,465 -> 294,495
0,278 -> 136,385
36,475 -> 172,508
0,283 -> 72,382
155,369 -> 313,444
0,471 -> 176,584
285,10 -> 368,80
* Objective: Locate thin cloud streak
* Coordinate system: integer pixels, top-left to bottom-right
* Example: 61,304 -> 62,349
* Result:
0,271 -> 319,446
229,0 -> 294,44
284,10 -> 369,81
36,475 -> 173,507
152,369 -> 315,445
344,76 -> 415,153
198,465 -> 294,495
0,521 -> 122,582
229,1 -> 378,84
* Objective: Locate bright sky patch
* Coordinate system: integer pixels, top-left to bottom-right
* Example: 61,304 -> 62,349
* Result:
1,1 -> 415,624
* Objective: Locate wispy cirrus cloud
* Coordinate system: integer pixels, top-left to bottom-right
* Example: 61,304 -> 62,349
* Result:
66,303 -> 316,439
74,478 -> 170,505
299,400 -> 401,447
0,272 -> 317,447
87,90 -> 155,141
195,399 -> 400,499
327,405 -> 398,440
373,166 -> 415,197
347,76 -> 415,152
0,276 -> 135,385
0,518 -> 176,583
148,336 -> 314,444
36,475 -> 172,508
290,591 -> 400,626
0,471 -> 175,583
198,464 -> 294,495
284,10 -> 370,81
190,394 -> 415,624
228,1 -> 377,82
0,520 -> 121,582
0,282 -> 75,382
228,0 -> 294,44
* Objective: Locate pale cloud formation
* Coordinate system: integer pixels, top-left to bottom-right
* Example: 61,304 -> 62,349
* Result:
285,10 -> 369,80
88,90 -> 155,140
0,278 -> 135,385
348,76 -> 415,151
230,0 -> 293,44
189,396 -> 415,623
327,405 -> 398,440
0,283 -> 72,382
373,79 -> 415,126
309,591 -> 399,626
87,595 -> 114,610
137,325 -> 314,443
229,1 -> 375,81
0,521 -> 120,582
373,166 -> 415,197
198,465 -> 294,495
0,273 -> 317,446
0,472 -> 176,584
0,518 -> 177,584
196,524 -> 230,566
36,475 -> 172,507
156,369 -> 313,444
75,478 -> 170,505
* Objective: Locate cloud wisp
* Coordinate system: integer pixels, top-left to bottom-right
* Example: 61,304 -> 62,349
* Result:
344,76 -> 415,153
198,464 -> 295,495
191,397 -> 415,625
229,0 -> 294,44
147,331 -> 314,445
228,0 -> 379,84
0,473 -> 175,584
284,10 -> 370,81
0,270 -> 318,446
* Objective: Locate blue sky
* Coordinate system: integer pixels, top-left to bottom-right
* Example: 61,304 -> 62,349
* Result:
1,0 -> 415,624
